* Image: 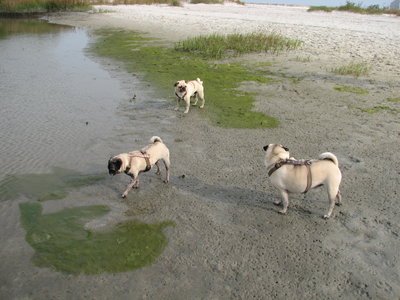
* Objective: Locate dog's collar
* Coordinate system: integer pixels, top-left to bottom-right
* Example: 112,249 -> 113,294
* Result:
129,151 -> 151,172
175,92 -> 187,100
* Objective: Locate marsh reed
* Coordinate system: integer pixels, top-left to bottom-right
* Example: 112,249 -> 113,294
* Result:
175,32 -> 302,59
331,60 -> 370,78
0,0 -> 92,12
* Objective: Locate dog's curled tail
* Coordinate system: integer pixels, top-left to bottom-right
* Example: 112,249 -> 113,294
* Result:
149,136 -> 163,144
318,152 -> 339,167
196,78 -> 203,85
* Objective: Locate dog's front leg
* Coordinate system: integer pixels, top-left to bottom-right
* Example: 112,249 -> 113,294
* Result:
122,175 -> 137,198
275,190 -> 289,215
183,97 -> 190,113
174,97 -> 181,111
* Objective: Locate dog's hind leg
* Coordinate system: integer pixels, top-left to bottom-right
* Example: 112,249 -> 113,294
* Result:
192,92 -> 198,106
163,158 -> 170,183
199,95 -> 205,109
335,190 -> 342,206
155,161 -> 162,175
324,186 -> 339,219
276,190 -> 289,215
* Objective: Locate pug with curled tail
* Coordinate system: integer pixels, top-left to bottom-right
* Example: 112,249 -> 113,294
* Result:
108,136 -> 170,198
263,144 -> 342,219
174,78 -> 205,113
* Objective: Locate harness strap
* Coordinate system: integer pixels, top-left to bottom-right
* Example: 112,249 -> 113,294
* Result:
129,152 -> 151,172
303,164 -> 312,194
175,92 -> 187,100
268,159 -> 312,193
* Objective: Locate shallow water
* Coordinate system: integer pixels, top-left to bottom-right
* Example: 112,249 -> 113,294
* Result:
0,17 -> 176,277
0,17 -> 129,180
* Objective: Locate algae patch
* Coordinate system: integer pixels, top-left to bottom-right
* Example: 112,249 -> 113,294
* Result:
350,106 -> 399,114
90,28 -> 279,129
333,86 -> 369,95
0,167 -> 107,202
20,202 -> 176,275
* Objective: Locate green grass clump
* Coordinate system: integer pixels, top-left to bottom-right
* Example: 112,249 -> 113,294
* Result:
169,0 -> 182,6
387,97 -> 400,102
333,86 -> 369,95
307,1 -> 399,16
190,0 -> 223,3
175,32 -> 302,59
91,28 -> 282,129
337,1 -> 384,15
20,202 -> 175,274
331,60 -> 370,78
308,6 -> 333,12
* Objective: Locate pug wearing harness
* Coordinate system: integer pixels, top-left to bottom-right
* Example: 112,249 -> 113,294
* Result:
108,136 -> 170,198
263,144 -> 342,219
174,78 -> 205,113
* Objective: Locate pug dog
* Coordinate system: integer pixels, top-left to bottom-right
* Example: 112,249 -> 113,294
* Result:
108,136 -> 170,198
174,78 -> 205,113
263,144 -> 342,219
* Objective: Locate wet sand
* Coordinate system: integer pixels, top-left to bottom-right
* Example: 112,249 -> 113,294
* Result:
2,3 -> 400,299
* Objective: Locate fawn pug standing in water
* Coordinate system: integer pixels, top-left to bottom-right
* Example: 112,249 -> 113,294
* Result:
108,136 -> 170,198
174,78 -> 205,113
263,144 -> 342,219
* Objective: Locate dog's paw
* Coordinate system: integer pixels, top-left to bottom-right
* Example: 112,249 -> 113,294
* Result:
183,110 -> 189,113
121,193 -> 127,198
273,200 -> 282,206
163,179 -> 169,183
200,105 -> 204,108
323,214 -> 331,219
278,210 -> 287,215
174,108 -> 179,111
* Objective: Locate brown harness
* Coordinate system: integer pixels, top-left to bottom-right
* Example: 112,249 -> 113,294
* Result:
175,92 -> 187,99
129,151 -> 152,172
268,159 -> 313,193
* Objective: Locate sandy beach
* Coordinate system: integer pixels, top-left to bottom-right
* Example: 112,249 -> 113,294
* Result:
2,3 -> 400,299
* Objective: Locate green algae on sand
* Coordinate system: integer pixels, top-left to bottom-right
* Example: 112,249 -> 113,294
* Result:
90,28 -> 280,129
20,202 -> 176,274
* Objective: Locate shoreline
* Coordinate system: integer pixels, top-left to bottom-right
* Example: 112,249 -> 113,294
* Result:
3,4 -> 400,299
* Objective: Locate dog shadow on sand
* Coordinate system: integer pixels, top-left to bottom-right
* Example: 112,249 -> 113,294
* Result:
107,171 -> 334,218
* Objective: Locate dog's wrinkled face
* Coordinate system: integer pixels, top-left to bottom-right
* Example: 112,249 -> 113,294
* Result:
174,80 -> 187,94
108,157 -> 122,176
263,144 -> 290,163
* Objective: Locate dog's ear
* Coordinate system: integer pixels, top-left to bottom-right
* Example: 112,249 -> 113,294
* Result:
283,146 -> 289,152
174,82 -> 178,87
263,145 -> 269,151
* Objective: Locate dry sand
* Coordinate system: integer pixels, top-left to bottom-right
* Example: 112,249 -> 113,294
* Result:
3,3 -> 400,299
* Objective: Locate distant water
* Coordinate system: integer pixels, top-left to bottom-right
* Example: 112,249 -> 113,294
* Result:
0,17 -> 128,180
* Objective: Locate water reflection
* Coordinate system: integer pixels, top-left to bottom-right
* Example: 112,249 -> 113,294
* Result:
0,16 -> 73,39
0,18 -> 128,179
